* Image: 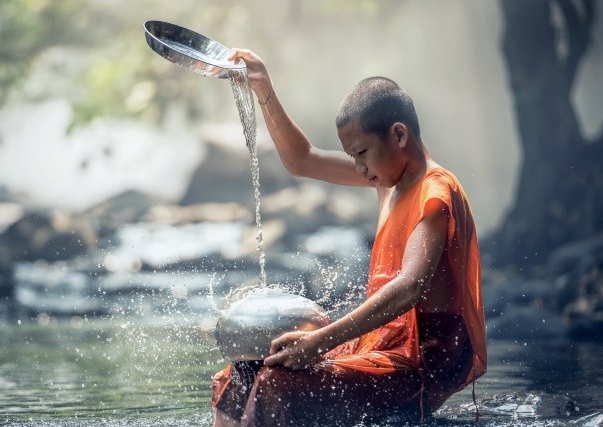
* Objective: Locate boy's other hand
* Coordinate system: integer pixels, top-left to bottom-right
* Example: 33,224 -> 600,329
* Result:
264,330 -> 323,370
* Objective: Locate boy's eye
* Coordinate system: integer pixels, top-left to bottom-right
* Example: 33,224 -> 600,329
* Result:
358,149 -> 367,156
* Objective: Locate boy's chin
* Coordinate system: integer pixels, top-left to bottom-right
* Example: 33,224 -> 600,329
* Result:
369,177 -> 379,185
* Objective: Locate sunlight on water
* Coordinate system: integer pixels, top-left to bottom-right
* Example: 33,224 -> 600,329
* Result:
0,319 -> 220,425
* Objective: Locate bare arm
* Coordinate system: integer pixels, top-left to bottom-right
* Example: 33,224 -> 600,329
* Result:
265,198 -> 449,369
228,49 -> 369,187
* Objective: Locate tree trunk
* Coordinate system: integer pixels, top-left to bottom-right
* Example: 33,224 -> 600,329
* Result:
487,0 -> 601,269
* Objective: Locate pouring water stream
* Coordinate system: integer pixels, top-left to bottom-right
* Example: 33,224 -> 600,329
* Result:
228,68 -> 267,288
143,20 -> 267,289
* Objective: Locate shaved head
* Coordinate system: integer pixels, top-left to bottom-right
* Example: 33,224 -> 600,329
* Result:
336,77 -> 420,139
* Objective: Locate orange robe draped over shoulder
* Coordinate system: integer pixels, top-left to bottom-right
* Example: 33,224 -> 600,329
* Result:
326,166 -> 486,390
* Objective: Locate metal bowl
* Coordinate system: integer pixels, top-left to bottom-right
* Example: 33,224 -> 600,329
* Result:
214,287 -> 330,361
143,20 -> 245,79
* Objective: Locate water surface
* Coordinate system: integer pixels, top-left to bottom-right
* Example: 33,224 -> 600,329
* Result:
1,318 -> 602,426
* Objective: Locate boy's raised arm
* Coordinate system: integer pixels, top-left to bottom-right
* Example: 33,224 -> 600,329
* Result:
228,49 -> 370,187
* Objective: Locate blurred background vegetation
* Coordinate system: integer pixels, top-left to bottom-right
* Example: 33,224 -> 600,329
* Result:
0,0 -> 602,270
0,0 -> 524,231
1,0 -> 415,131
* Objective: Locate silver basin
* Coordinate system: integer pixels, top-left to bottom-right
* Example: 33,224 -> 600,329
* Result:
143,20 -> 245,79
214,287 -> 330,361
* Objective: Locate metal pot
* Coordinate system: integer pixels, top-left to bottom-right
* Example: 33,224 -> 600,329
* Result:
214,287 -> 330,361
144,20 -> 245,79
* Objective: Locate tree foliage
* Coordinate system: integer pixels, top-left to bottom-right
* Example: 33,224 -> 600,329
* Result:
0,0 -> 226,130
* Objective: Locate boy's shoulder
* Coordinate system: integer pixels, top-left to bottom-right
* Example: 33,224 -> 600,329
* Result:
424,165 -> 462,190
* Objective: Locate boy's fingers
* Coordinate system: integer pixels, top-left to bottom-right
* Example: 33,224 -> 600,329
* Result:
227,50 -> 239,61
263,352 -> 281,366
269,332 -> 295,355
228,48 -> 253,61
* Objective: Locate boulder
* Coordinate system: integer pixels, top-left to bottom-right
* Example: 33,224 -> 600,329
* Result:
180,143 -> 296,206
1,211 -> 91,262
486,305 -> 567,340
482,278 -> 557,317
0,185 -> 30,204
547,233 -> 603,276
144,202 -> 252,224
0,262 -> 13,299
83,189 -> 161,225
547,234 -> 603,340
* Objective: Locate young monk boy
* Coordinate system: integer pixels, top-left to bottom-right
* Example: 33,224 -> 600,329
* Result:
211,49 -> 487,427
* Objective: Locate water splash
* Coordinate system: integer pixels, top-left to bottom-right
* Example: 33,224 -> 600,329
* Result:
207,272 -> 221,313
434,391 -> 590,426
228,68 -> 267,287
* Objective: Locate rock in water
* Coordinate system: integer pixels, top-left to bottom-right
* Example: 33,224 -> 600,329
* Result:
214,287 -> 330,361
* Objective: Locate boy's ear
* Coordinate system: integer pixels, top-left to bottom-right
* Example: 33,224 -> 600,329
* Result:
391,122 -> 408,147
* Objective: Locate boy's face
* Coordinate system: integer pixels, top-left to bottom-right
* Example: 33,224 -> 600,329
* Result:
338,119 -> 407,188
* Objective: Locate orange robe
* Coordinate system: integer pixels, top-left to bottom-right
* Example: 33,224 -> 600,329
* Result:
327,166 -> 486,382
212,166 -> 486,425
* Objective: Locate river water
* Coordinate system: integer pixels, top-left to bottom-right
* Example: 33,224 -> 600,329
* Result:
1,317 -> 602,427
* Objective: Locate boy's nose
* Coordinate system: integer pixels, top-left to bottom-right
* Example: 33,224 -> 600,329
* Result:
355,163 -> 367,175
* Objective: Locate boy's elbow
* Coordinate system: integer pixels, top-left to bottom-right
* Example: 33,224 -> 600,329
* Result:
283,160 -> 303,177
282,158 -> 309,178
405,280 -> 428,308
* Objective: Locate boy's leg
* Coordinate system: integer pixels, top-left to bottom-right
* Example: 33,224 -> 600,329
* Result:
212,361 -> 264,423
213,409 -> 240,427
240,364 -> 423,427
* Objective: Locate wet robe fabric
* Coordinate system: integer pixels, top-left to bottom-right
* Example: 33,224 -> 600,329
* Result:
211,166 -> 487,426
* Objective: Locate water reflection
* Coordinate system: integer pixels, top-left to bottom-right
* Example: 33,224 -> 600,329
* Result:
0,320 -> 218,422
1,319 -> 602,426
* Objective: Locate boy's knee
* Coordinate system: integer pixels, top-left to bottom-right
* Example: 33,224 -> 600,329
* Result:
213,408 -> 241,427
254,366 -> 312,401
255,366 -> 287,391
